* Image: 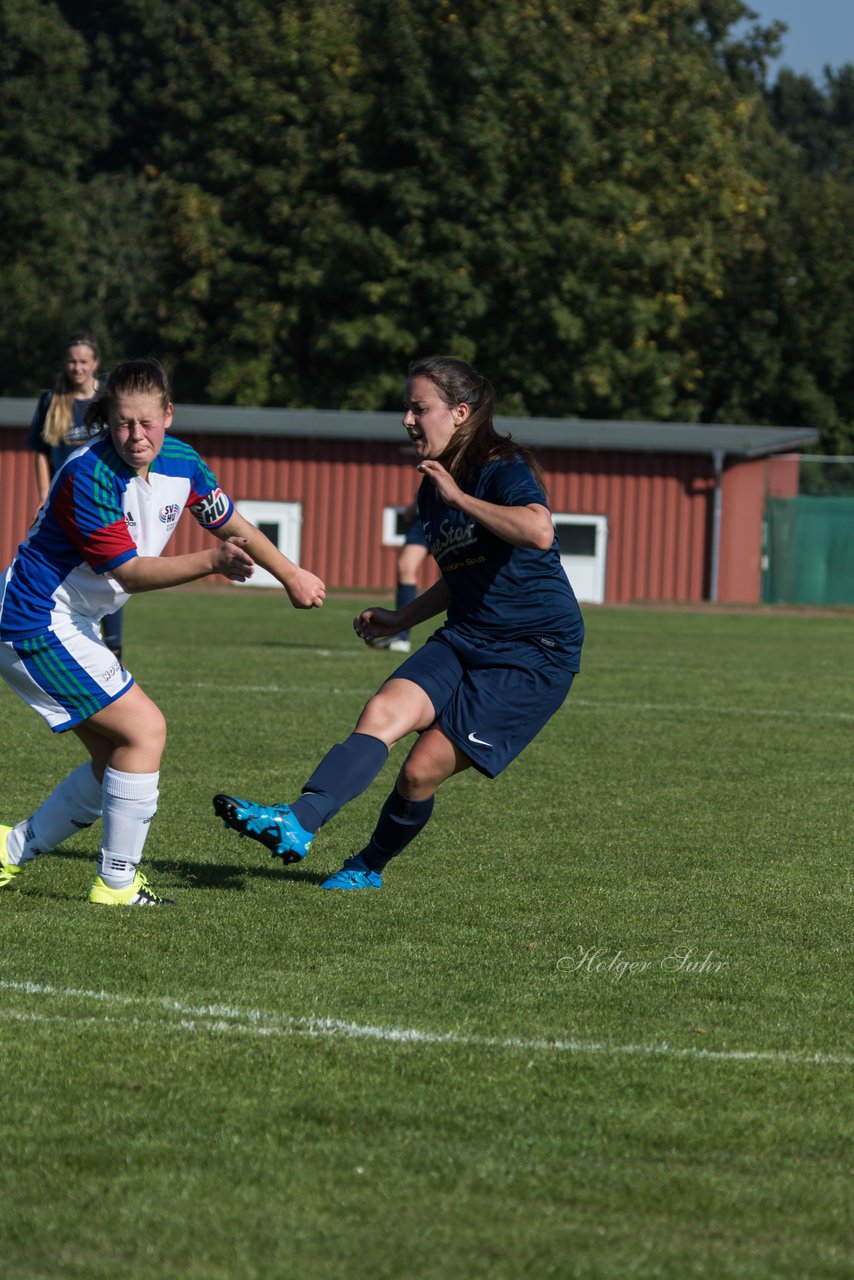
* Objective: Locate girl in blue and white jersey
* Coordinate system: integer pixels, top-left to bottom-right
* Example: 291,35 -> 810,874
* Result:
1,358 -> 325,905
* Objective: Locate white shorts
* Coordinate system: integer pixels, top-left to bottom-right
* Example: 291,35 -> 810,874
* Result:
0,613 -> 134,733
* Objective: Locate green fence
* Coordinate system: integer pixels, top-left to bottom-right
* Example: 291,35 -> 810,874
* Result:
763,496 -> 854,605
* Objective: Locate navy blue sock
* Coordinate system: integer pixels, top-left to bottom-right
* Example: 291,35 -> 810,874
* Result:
394,583 -> 417,640
292,733 -> 389,831
101,609 -> 123,656
361,789 -> 435,872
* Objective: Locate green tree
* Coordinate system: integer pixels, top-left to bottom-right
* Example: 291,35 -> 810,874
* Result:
0,0 -> 107,390
28,0 -> 852,453
771,66 -> 854,451
698,63 -> 854,452
67,0 -> 785,416
769,65 -> 854,179
0,0 -> 167,391
61,0 -> 376,402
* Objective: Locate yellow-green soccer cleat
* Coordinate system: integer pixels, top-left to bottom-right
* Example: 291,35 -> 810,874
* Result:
0,825 -> 23,889
88,870 -> 175,906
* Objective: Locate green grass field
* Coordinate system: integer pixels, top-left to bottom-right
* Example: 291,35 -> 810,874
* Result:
1,590 -> 851,1279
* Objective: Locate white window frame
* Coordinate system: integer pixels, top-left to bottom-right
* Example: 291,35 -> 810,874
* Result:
552,512 -> 609,604
234,500 -> 302,588
382,505 -> 410,547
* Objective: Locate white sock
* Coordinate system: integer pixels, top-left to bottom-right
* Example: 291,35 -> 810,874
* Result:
8,763 -> 103,865
98,768 -> 159,889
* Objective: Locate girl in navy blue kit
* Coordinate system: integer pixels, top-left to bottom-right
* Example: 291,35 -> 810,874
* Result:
215,355 -> 584,890
369,499 -> 430,654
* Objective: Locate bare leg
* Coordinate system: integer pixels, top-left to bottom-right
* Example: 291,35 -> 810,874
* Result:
73,683 -> 167,777
322,727 -> 473,887
397,724 -> 473,799
354,677 -> 438,746
75,684 -> 169,899
6,685 -> 167,882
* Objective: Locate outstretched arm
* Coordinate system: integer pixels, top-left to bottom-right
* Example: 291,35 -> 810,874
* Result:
354,579 -> 451,645
213,510 -> 326,609
112,537 -> 255,592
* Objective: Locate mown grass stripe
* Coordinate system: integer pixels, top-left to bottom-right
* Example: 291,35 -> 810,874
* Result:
146,679 -> 854,721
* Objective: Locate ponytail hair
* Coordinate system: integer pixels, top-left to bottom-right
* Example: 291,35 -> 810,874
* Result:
42,331 -> 101,446
408,355 -> 543,486
85,358 -> 172,432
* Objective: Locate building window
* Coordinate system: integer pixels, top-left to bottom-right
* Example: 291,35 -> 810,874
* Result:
553,513 -> 608,604
381,505 -> 411,547
234,500 -> 302,588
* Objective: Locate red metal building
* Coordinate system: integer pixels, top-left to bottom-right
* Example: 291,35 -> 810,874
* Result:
0,399 -> 816,604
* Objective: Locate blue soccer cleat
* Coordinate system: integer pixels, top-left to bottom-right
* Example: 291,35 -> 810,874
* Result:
321,853 -> 382,891
213,794 -> 313,863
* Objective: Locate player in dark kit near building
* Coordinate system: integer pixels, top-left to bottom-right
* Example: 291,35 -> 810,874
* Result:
215,355 -> 584,890
369,500 -> 430,655
0,359 -> 325,906
27,332 -> 125,660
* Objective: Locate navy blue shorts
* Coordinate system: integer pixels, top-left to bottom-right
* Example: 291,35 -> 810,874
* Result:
404,516 -> 428,548
389,627 -> 576,777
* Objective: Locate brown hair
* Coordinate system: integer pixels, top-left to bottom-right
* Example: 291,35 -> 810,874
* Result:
42,331 -> 101,446
407,355 -> 543,485
84,358 -> 172,431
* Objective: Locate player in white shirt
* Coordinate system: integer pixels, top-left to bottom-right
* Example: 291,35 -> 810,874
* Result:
0,358 -> 325,905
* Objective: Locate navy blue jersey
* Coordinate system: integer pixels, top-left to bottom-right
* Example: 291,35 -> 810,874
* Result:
417,455 -> 584,668
27,388 -> 105,475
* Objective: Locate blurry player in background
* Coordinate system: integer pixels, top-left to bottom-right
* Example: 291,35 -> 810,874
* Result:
369,499 -> 430,654
27,331 -> 125,661
0,358 -> 325,906
215,355 -> 583,891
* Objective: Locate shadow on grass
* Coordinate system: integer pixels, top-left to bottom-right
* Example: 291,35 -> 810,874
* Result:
32,844 -> 331,890
173,858 -> 330,890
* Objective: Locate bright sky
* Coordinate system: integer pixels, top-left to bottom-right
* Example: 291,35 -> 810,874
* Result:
742,0 -> 854,82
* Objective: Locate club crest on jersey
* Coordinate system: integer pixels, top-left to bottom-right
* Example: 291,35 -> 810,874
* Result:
159,503 -> 181,526
189,487 -> 230,528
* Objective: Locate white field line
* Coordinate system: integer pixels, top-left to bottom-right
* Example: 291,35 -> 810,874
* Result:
1,980 -> 850,1068
152,680 -> 854,722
